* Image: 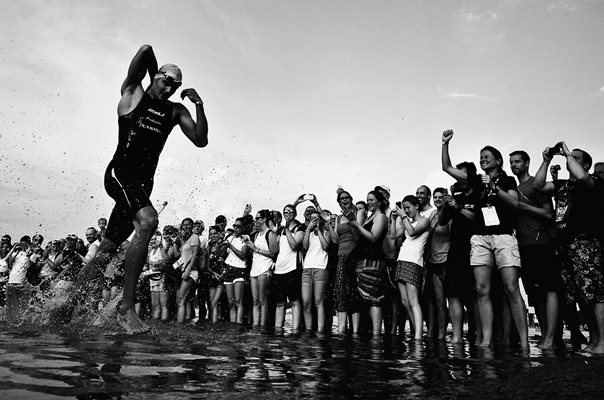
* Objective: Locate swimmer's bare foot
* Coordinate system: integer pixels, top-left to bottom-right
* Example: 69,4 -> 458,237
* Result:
117,308 -> 150,335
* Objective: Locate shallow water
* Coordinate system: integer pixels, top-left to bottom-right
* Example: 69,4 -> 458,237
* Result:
0,317 -> 582,400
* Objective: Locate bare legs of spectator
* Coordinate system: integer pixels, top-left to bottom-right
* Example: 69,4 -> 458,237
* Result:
431,274 -> 447,340
225,283 -> 236,322
210,284 -> 225,323
368,305 -> 383,337
588,303 -> 604,354
448,297 -> 464,344
537,292 -> 559,349
563,302 -> 588,346
151,290 -> 169,321
398,282 -> 423,341
276,299 -> 301,332
250,273 -> 271,329
176,278 -> 193,323
475,265 -> 528,350
225,281 -> 245,324
302,275 -> 327,333
337,311 -> 360,335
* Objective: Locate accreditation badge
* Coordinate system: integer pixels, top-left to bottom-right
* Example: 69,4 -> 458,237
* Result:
481,206 -> 500,227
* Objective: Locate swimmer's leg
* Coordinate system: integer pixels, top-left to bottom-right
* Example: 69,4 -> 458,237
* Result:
116,206 -> 157,334
48,239 -> 118,323
77,239 -> 119,284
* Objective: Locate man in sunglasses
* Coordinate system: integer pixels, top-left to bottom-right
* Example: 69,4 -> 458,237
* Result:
53,45 -> 209,334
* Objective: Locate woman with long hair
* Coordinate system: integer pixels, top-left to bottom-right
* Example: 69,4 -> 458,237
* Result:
301,209 -> 332,333
223,218 -> 250,324
207,225 -> 229,323
391,195 -> 431,341
355,201 -> 368,225
173,217 -> 201,324
146,230 -> 170,321
439,162 -> 482,344
344,190 -> 389,337
330,189 -> 361,334
273,204 -> 305,333
243,209 -> 279,331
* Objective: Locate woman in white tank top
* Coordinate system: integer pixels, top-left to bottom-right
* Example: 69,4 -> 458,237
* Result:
273,204 -> 305,333
173,218 -> 201,324
301,210 -> 331,333
145,231 -> 169,321
390,195 -> 430,340
223,217 -> 250,324
243,210 -> 279,330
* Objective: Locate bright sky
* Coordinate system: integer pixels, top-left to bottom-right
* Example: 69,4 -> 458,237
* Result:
1,0 -> 603,241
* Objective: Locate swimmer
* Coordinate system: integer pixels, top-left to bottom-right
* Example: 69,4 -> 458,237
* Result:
51,44 -> 209,334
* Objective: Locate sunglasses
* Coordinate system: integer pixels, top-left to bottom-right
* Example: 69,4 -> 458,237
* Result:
255,217 -> 264,221
233,224 -> 242,228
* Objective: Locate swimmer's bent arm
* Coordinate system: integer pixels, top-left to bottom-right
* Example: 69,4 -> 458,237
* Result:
120,44 -> 158,96
118,45 -> 158,116
175,90 -> 209,148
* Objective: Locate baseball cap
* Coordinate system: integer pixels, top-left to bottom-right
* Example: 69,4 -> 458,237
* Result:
156,64 -> 182,84
374,185 -> 391,199
66,234 -> 78,241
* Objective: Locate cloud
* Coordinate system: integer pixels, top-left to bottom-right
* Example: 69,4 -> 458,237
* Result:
459,7 -> 498,24
501,0 -> 521,7
547,1 -> 578,12
453,3 -> 505,51
441,92 -> 496,101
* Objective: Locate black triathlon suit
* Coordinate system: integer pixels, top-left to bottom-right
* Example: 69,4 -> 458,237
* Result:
104,92 -> 175,243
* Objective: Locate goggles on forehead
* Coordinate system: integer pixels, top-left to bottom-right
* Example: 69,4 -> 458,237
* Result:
157,71 -> 182,88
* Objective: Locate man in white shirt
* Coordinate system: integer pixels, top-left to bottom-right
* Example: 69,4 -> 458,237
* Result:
84,227 -> 101,263
417,185 -> 436,219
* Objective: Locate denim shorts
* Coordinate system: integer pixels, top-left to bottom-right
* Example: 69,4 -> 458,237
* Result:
301,268 -> 329,284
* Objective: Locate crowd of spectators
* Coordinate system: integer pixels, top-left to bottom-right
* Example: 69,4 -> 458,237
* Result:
1,132 -> 603,354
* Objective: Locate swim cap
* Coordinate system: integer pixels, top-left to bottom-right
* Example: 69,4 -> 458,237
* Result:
156,63 -> 182,83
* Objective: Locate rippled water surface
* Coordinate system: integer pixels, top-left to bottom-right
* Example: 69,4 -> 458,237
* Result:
0,321 -> 590,399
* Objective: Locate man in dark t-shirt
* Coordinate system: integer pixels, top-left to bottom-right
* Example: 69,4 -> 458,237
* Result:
52,45 -> 209,334
440,167 -> 480,344
510,150 -> 562,349
534,143 -> 604,354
